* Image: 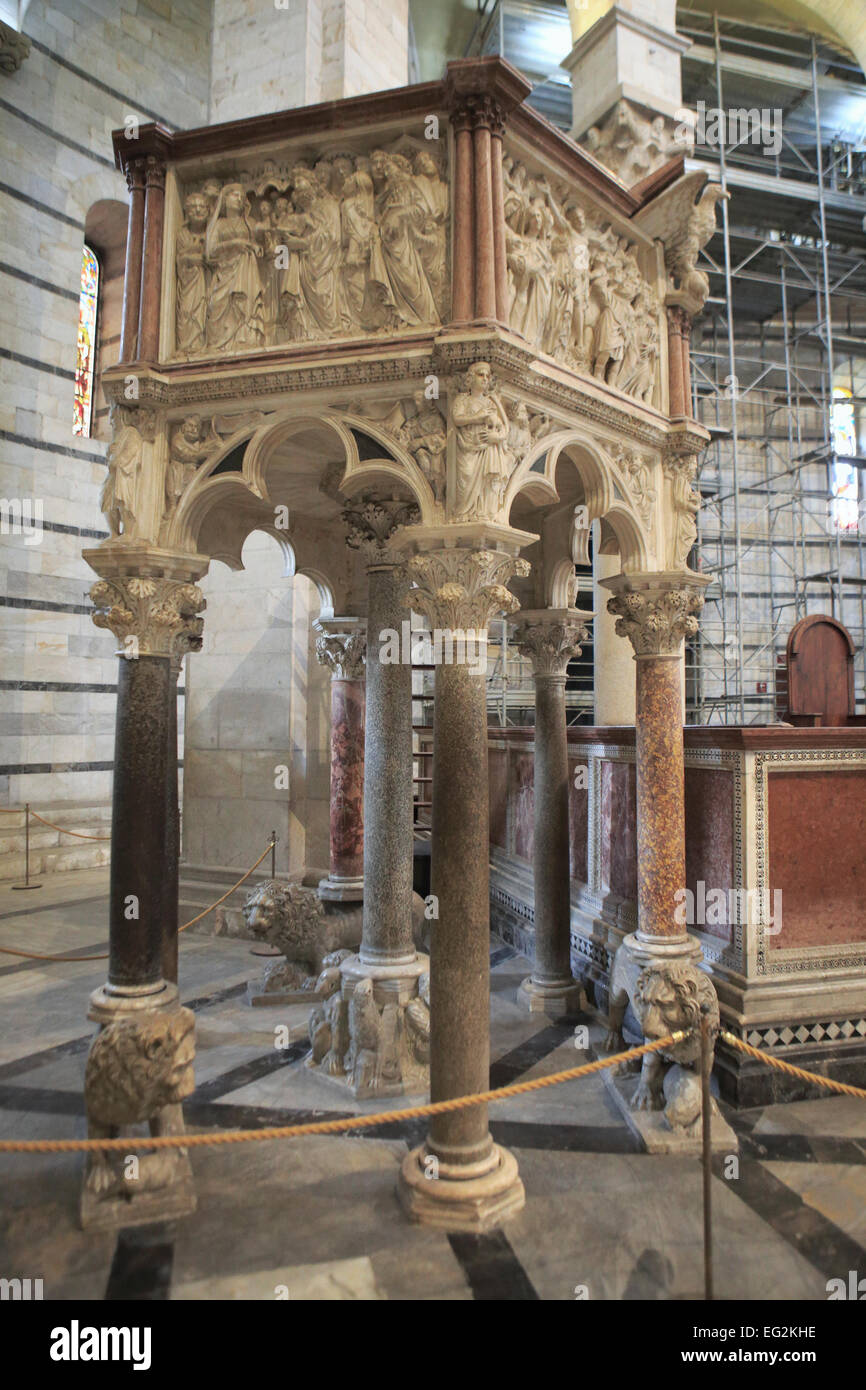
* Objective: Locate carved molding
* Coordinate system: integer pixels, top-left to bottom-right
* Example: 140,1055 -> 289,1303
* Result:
406,548 -> 530,631
89,575 -> 206,658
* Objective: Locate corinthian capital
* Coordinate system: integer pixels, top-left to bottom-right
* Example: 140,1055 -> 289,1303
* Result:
406,548 -> 529,631
313,618 -> 367,680
89,575 -> 206,659
343,497 -> 420,568
511,608 -> 592,680
600,572 -> 709,658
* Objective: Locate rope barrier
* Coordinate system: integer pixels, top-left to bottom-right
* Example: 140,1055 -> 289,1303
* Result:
0,1033 -> 685,1154
0,839 -> 275,962
28,810 -> 110,842
721,1029 -> 866,1100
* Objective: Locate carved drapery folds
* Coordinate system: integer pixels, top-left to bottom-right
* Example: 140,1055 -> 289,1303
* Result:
174,139 -> 448,359
501,154 -> 662,405
663,444 -> 701,570
89,574 -> 206,660
100,404 -> 157,541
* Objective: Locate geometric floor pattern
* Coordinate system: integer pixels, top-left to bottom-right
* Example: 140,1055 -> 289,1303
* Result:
1,869 -> 865,1300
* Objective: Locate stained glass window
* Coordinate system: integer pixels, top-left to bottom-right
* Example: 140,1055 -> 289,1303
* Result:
830,390 -> 859,531
73,244 -> 99,437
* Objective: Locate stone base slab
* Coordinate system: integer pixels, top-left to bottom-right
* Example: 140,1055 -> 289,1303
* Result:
602,1070 -> 738,1155
397,1143 -> 525,1232
80,1154 -> 196,1232
318,876 -> 364,902
517,975 -> 584,1017
247,983 -> 324,1007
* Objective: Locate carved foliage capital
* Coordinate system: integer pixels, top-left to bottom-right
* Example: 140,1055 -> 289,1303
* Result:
406,548 -> 529,632
343,498 -> 420,567
314,627 -> 367,681
512,616 -> 589,679
89,575 -> 206,658
606,581 -> 705,657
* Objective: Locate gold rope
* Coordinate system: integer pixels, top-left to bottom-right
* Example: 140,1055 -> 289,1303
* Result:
28,810 -> 110,841
721,1029 -> 866,1100
0,840 -> 274,961
0,1033 -> 685,1154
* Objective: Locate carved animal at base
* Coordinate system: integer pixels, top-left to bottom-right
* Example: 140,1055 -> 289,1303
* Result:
604,944 -> 719,1133
83,1007 -> 195,1198
242,881 -> 364,992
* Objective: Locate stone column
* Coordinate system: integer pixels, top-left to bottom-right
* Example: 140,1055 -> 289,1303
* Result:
397,545 -> 528,1231
472,99 -> 497,322
511,610 -> 590,1014
120,158 -> 146,363
667,305 -> 691,418
79,552 -> 206,1230
137,154 -> 166,361
593,546 -> 636,725
161,648 -> 186,984
313,618 -> 367,902
451,102 -> 475,324
600,571 -> 721,1135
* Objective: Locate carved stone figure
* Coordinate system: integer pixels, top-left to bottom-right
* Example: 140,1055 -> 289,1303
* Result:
175,192 -> 209,356
164,415 -> 215,521
582,99 -> 684,187
604,946 -> 720,1135
242,880 -> 363,1001
205,182 -> 265,351
82,1007 -> 195,1212
639,172 -> 729,315
452,361 -> 515,520
506,199 -> 554,344
398,392 -> 447,503
100,405 -> 150,539
371,148 -> 440,327
665,452 -> 701,568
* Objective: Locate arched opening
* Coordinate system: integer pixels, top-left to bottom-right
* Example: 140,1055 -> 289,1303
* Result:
79,199 -> 128,442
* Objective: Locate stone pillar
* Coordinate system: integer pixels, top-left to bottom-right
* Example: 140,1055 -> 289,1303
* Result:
490,111 -> 509,324
79,550 -> 206,1230
600,570 -> 723,1139
307,500 -> 427,1099
472,100 -> 497,322
137,155 -> 166,361
511,610 -> 590,1014
397,545 -> 528,1231
120,158 -> 146,363
451,103 -> 475,324
313,618 -> 367,902
162,648 -> 186,984
667,304 -> 692,418
593,545 -> 636,725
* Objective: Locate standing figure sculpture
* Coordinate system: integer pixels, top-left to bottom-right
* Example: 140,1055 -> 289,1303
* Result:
452,361 -> 514,520
371,149 -> 439,327
100,405 -> 143,538
205,183 -> 265,352
175,192 -> 209,357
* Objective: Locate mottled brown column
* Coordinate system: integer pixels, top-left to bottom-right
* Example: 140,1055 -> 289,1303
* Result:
667,305 -> 686,417
162,652 -> 182,984
137,155 -> 166,362
512,612 -> 589,1011
473,105 -> 497,322
398,546 -> 527,1232
452,106 -> 475,323
313,619 -> 366,902
680,313 -> 693,418
120,159 -> 146,363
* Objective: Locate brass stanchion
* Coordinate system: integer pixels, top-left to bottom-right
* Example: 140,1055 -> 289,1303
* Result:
250,831 -> 280,957
270,829 -> 277,878
700,1004 -> 714,1301
12,803 -> 42,891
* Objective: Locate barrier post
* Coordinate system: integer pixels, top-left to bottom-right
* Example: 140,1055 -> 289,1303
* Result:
270,830 -> 277,879
12,803 -> 42,892
700,1004 -> 714,1301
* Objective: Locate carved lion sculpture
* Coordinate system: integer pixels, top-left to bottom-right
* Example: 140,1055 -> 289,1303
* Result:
242,880 -> 363,994
605,949 -> 719,1133
83,1007 -> 195,1198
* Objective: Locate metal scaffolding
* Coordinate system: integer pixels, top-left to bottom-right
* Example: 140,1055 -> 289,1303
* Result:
467,3 -> 866,726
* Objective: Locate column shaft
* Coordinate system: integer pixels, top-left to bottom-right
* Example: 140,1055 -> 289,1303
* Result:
635,655 -> 686,939
162,661 -> 181,983
452,119 -> 475,322
328,675 -> 365,885
667,307 -> 685,416
532,675 -> 572,983
138,158 -> 165,361
472,122 -> 496,321
120,161 -> 145,363
109,653 -> 170,990
361,565 -> 414,964
490,129 -> 508,322
428,661 -> 492,1163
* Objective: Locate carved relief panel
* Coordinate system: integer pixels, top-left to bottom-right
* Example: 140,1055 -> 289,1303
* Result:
169,134 -> 449,360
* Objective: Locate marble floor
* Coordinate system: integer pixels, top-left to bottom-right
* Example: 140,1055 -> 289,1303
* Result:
1,869 -> 865,1301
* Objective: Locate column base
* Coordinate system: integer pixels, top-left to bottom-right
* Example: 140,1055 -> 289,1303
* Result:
318,875 -> 364,903
80,983 -> 197,1232
397,1143 -> 525,1233
306,952 -> 431,1099
517,975 -> 584,1017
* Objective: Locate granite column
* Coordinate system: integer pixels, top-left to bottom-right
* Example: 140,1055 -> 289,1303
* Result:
313,619 -> 367,902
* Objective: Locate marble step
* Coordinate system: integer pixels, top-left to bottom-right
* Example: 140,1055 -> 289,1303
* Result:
0,804 -> 112,881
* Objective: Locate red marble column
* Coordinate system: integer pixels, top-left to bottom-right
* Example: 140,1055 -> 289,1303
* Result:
490,118 -> 508,323
472,103 -> 497,322
120,158 -> 146,363
137,154 -> 166,362
680,314 -> 693,418
314,620 -> 366,902
635,655 -> 686,939
667,306 -> 686,417
451,106 -> 475,324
